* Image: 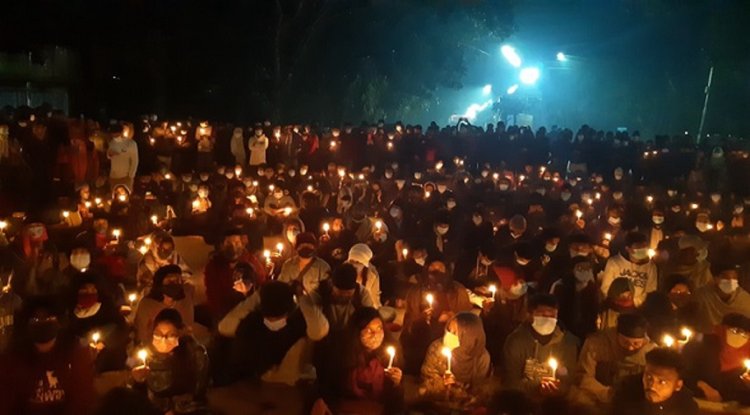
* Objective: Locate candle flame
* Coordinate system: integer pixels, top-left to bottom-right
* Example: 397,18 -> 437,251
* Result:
387,346 -> 396,357
548,357 -> 559,371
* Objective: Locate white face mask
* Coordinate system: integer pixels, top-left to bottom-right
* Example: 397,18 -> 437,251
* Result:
516,258 -> 530,266
608,216 -> 621,226
472,216 -> 483,226
652,216 -> 664,225
726,329 -> 749,349
696,222 -> 710,232
436,225 -> 449,235
396,180 -> 405,190
498,184 -> 509,191
299,167 -> 308,176
574,269 -> 594,283
446,201 -> 457,210
667,190 -> 677,197
735,206 -> 744,215
509,281 -> 528,297
263,317 -> 288,332
481,171 -> 489,178
70,253 -> 91,271
711,194 -> 721,203
532,316 -> 557,336
630,248 -> 649,261
437,185 -> 447,194
443,331 -> 460,350
288,170 -> 296,177
414,257 -> 426,266
718,279 -> 739,295
389,208 -> 401,218
560,192 -> 572,201
545,243 -> 558,253
613,193 -> 623,200
413,172 -> 422,180
384,172 -> 393,179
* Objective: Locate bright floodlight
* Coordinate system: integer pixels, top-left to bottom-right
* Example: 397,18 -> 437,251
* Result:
556,52 -> 567,62
482,84 -> 492,95
501,45 -> 522,68
506,84 -> 519,95
519,67 -> 540,85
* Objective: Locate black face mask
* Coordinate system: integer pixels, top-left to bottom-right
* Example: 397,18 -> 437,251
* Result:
29,321 -> 60,344
162,284 -> 185,301
298,247 -> 315,259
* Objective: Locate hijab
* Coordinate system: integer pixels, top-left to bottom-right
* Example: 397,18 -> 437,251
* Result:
450,312 -> 491,384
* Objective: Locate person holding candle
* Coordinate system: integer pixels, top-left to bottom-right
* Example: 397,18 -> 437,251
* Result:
312,307 -> 404,415
612,348 -> 698,415
278,232 -> 331,295
682,313 -> 750,405
0,296 -> 95,415
346,243 -> 382,309
130,308 -> 210,415
401,260 -> 473,374
662,235 -> 712,290
137,233 -> 192,295
418,312 -> 491,407
575,313 -> 656,406
134,265 -> 195,345
68,274 -> 129,372
503,294 -> 579,395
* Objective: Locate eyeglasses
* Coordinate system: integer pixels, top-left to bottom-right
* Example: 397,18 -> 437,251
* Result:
729,327 -> 750,338
152,333 -> 179,343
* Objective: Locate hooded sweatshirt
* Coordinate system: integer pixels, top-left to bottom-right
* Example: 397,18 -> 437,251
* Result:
693,285 -> 750,334
599,253 -> 657,306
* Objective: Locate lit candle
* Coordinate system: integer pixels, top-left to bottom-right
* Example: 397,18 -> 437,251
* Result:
587,198 -> 594,206
330,140 -> 337,149
0,220 -> 7,231
595,192 -> 601,200
338,168 -> 346,178
519,174 -> 526,182
128,293 -> 137,306
604,232 -> 612,241
144,237 -> 152,246
690,203 -> 699,210
743,359 -> 750,376
548,357 -> 559,380
246,207 -> 254,217
489,284 -> 497,300
235,166 -> 242,177
662,334 -> 675,348
307,185 -> 314,192
425,191 -> 431,199
648,249 -> 656,259
283,207 -> 293,216
84,201 -> 92,209
138,245 -> 148,255
192,199 -> 201,210
137,348 -> 149,368
492,173 -> 500,181
680,327 -> 692,345
402,248 -> 408,259
90,331 -> 101,347
118,194 -> 127,202
375,220 -> 383,231
276,242 -> 284,256
95,197 -> 102,206
322,222 -> 330,235
268,184 -> 275,192
387,142 -> 393,150
646,195 -> 654,204
441,347 -> 452,373
62,210 -> 70,219
425,293 -> 434,308
575,210 -> 583,219
263,250 -> 271,264
150,215 -> 158,225
112,229 -> 121,241
386,346 -> 396,370
164,173 -> 172,180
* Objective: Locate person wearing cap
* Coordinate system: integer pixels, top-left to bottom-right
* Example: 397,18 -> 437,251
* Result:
303,263 -> 374,334
494,214 -> 530,255
683,313 -> 750,405
693,261 -> 750,334
575,313 -> 656,406
346,243 -> 381,309
278,232 -> 331,295
599,232 -> 658,307
612,348 -> 698,415
228,281 -> 315,384
662,234 -> 712,290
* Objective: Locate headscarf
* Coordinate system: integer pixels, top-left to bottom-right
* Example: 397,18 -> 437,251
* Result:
450,312 -> 490,384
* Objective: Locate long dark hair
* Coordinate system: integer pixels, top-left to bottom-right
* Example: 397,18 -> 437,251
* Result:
147,264 -> 182,302
342,307 -> 397,371
151,308 -> 197,394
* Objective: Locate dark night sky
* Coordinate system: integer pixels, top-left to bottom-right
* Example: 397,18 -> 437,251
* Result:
0,0 -> 748,135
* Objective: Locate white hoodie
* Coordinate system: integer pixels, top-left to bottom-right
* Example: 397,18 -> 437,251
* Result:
598,253 -> 657,306
108,137 -> 138,179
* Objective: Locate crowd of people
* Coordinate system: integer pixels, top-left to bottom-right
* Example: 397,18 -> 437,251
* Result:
1,106 -> 750,415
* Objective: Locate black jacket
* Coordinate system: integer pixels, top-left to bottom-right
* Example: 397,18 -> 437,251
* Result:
612,373 -> 698,415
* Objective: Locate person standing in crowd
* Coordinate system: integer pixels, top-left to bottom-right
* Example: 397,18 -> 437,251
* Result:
277,232 -> 331,295
230,127 -> 246,166
134,265 -> 195,344
107,124 -> 139,192
248,126 -> 269,167
0,296 -> 95,415
612,348 -> 698,415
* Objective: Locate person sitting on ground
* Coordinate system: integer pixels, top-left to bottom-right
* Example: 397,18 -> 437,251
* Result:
130,308 -> 210,415
312,307 -> 404,415
134,264 -> 195,345
683,313 -> 750,405
574,313 -> 656,407
611,348 -> 698,415
503,293 -> 580,396
277,232 -> 331,296
693,261 -> 750,334
419,312 -> 492,410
